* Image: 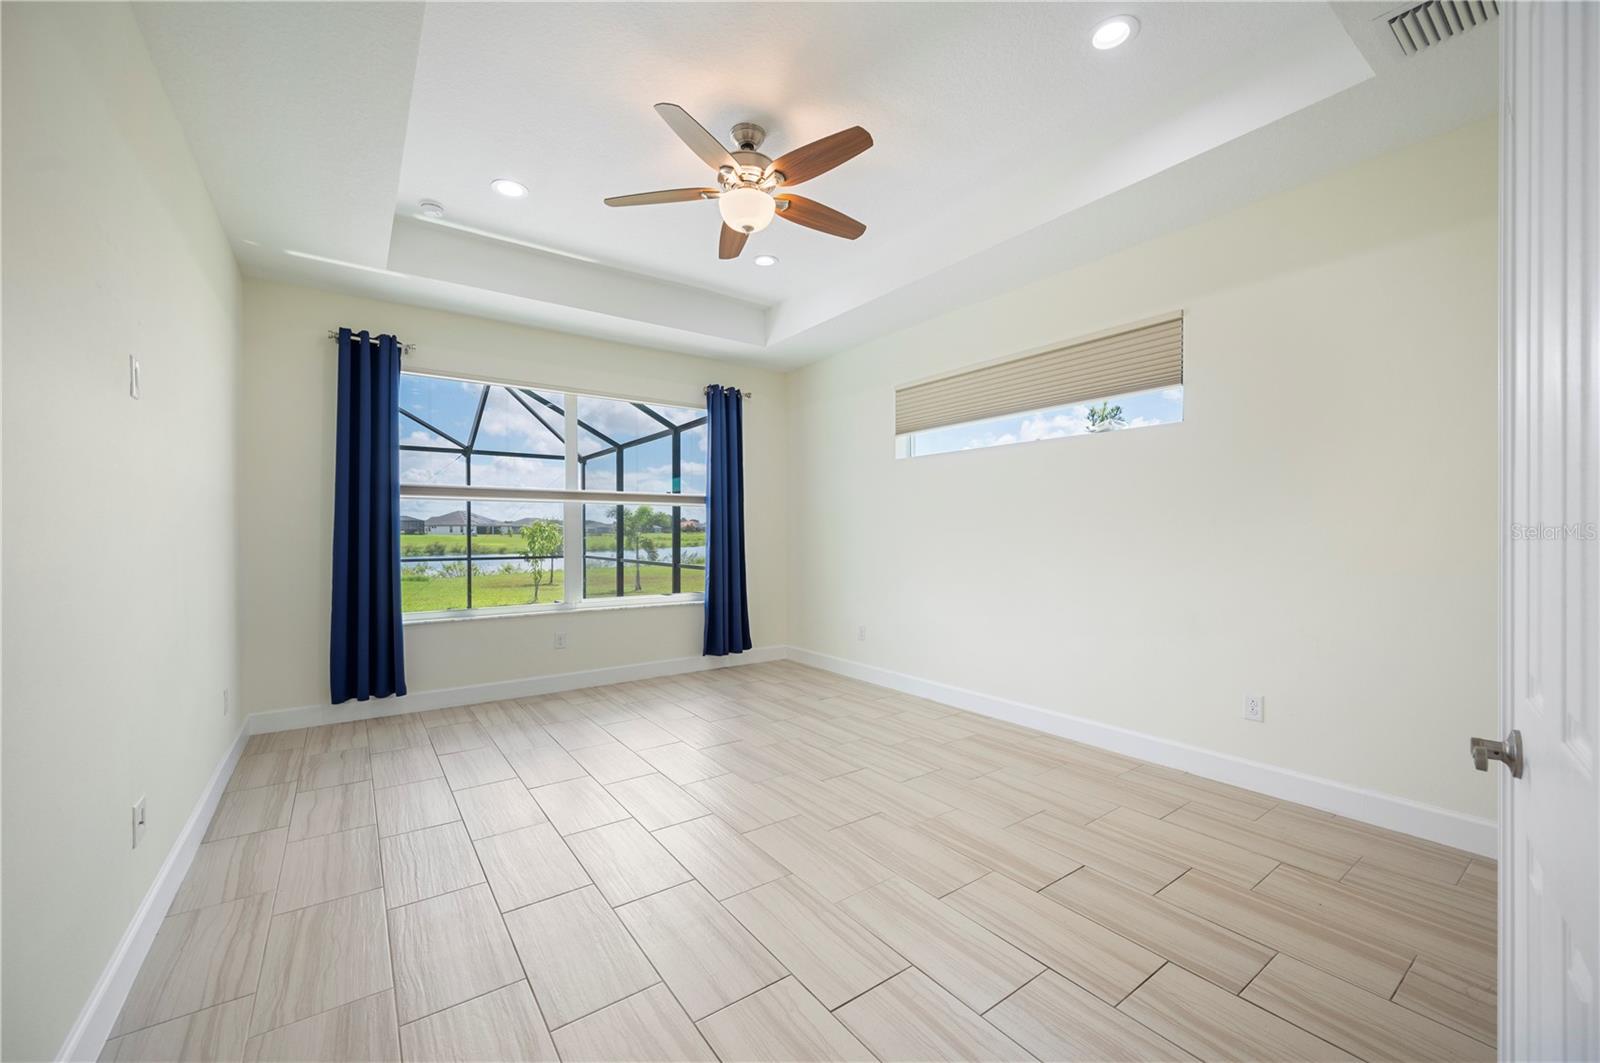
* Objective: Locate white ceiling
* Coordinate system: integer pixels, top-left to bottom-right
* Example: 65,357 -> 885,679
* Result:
134,1 -> 1496,368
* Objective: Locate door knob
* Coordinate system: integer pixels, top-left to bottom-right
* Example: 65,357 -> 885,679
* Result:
1470,730 -> 1524,778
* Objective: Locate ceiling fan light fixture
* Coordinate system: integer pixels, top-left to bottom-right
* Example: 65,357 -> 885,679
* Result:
1091,15 -> 1139,50
490,178 -> 528,198
718,186 -> 776,234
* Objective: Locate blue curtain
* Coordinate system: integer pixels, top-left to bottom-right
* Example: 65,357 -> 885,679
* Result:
330,328 -> 407,703
703,385 -> 753,656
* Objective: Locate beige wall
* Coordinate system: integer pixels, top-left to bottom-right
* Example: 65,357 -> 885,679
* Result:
1,5 -> 244,1058
786,119 -> 1499,819
238,280 -> 789,716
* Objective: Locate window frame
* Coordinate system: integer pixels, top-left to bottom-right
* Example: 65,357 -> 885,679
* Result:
398,367 -> 708,622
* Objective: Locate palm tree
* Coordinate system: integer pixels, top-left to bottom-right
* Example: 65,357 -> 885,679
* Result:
1086,402 -> 1126,432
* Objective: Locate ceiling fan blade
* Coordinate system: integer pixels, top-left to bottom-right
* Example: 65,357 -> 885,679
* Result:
604,188 -> 718,207
775,195 -> 866,239
654,103 -> 738,171
719,224 -> 749,260
767,126 -> 873,186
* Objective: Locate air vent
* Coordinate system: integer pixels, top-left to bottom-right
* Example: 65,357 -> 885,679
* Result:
1387,0 -> 1499,56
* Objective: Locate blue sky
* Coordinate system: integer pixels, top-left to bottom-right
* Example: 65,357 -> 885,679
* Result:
903,386 -> 1183,457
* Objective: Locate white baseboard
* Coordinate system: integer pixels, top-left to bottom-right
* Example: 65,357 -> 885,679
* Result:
247,645 -> 788,735
787,647 -> 1498,857
56,725 -> 250,1062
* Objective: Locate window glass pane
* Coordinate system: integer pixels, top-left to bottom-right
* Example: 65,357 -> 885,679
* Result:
899,385 -> 1183,458
621,503 -> 675,597
577,395 -> 663,445
399,414 -> 457,448
401,374 -> 484,443
475,386 -> 563,456
401,448 -> 467,485
679,504 -> 706,595
623,435 -> 673,493
470,502 -> 563,608
469,454 -> 565,489
583,503 -> 621,599
681,424 -> 707,495
400,500 -> 468,613
578,449 -> 620,491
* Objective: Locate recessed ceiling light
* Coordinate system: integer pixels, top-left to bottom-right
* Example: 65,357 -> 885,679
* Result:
490,178 -> 528,198
418,199 -> 445,218
753,254 -> 779,267
1091,15 -> 1139,50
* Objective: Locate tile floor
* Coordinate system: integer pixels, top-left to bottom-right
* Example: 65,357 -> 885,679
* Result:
102,661 -> 1497,1062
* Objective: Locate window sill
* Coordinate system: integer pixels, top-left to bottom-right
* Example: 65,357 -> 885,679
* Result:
403,594 -> 704,627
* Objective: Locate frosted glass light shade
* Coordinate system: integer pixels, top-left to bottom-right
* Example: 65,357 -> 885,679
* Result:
719,187 -> 776,233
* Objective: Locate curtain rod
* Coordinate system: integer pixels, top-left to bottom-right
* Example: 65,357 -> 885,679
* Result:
328,329 -> 416,354
704,385 -> 755,400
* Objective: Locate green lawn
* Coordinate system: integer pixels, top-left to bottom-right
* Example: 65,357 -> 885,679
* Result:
401,561 -> 703,613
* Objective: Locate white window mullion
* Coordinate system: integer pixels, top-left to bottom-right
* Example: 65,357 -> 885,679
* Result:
563,394 -> 581,606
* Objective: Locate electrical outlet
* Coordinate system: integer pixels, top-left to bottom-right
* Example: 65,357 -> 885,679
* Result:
128,355 -> 142,399
131,797 -> 147,849
857,625 -> 867,642
1243,695 -> 1265,722
554,632 -> 568,650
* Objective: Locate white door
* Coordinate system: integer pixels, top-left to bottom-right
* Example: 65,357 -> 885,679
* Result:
1498,2 -> 1600,1058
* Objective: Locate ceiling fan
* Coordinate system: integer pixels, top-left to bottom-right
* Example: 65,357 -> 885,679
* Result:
605,103 -> 873,260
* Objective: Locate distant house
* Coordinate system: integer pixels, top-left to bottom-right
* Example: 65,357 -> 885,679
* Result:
400,515 -> 425,534
680,518 -> 704,532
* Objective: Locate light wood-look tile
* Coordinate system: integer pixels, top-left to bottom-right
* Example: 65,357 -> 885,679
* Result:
654,814 -> 787,900
551,984 -> 716,1063
1344,859 -> 1496,929
1165,804 -> 1355,880
1254,806 -> 1471,885
1159,871 -> 1413,996
298,749 -> 370,791
697,976 -> 873,1063
532,776 -> 630,835
399,981 -> 557,1062
1120,963 -> 1355,1061
606,773 -> 711,830
102,994 -> 253,1062
387,883 -> 523,1024
228,751 -> 303,793
638,742 -> 727,785
903,770 -> 1038,826
833,739 -> 938,781
917,809 -> 1081,889
605,717 -> 678,750
427,721 -> 490,755
741,814 -> 887,902
113,894 -> 273,1037
567,818 -> 692,905
1243,954 -> 1493,1062
1123,765 -> 1276,820
252,889 -> 391,1035
988,970 -> 1194,1062
544,718 -> 615,751
1044,867 -> 1273,993
841,878 -> 1043,1012
276,825 -> 382,913
505,745 -> 587,788
366,715 -> 429,754
832,814 -> 988,898
723,875 -> 906,1008
1090,807 -> 1279,888
171,829 -> 286,915
474,822 -> 590,912
984,769 -> 1121,824
835,969 -> 1032,1063
368,746 -> 441,790
1010,811 -> 1187,893
947,871 -> 1163,1004
206,784 -> 295,842
503,885 -> 659,1028
379,821 -> 484,908
453,778 -> 547,839
616,881 -> 787,1020
1393,957 -> 1497,1045
834,768 -> 952,824
242,990 -> 399,1063
1459,859 -> 1496,898
304,722 -> 368,755
572,741 -> 653,784
288,781 -> 375,842
372,778 -> 458,838
244,730 -> 305,756
438,745 -> 516,791
1030,765 -> 1184,818
681,773 -> 797,832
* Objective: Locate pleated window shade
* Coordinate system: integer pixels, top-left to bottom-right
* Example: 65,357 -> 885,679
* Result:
894,314 -> 1183,436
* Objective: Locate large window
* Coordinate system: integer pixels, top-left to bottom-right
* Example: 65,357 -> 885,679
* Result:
398,372 -> 707,618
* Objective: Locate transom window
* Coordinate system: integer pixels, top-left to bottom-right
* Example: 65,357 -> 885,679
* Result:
398,372 -> 707,618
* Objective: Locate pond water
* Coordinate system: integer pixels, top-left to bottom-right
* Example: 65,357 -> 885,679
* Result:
402,544 -> 706,576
